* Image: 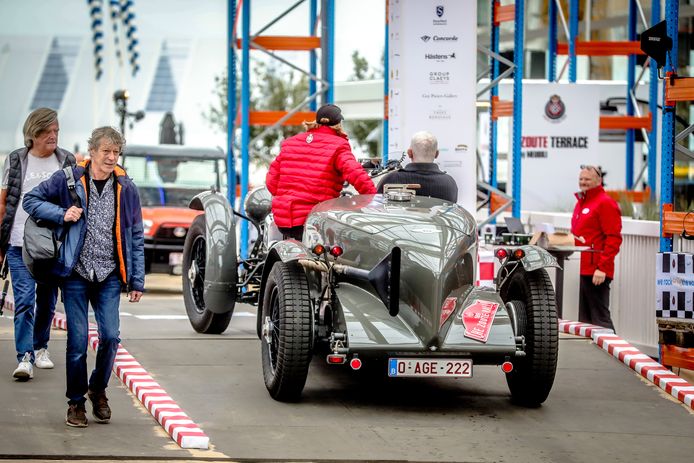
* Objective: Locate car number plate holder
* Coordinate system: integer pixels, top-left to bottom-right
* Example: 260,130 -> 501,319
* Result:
387,358 -> 473,378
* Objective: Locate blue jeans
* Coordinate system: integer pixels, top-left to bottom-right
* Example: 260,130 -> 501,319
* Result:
7,246 -> 58,363
62,271 -> 122,405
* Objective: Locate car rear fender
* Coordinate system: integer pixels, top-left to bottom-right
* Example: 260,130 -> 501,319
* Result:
497,245 -> 560,273
256,240 -> 313,338
189,191 -> 237,314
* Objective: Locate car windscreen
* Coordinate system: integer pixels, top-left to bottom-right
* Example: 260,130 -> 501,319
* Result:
123,155 -> 226,207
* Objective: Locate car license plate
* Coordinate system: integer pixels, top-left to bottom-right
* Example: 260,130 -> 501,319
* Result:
387,358 -> 472,378
169,252 -> 183,266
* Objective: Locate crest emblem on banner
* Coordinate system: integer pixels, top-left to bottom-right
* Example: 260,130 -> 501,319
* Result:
436,6 -> 444,17
544,94 -> 566,121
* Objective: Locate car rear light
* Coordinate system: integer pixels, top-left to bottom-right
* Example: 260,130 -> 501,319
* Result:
326,354 -> 346,364
495,248 -> 508,260
349,357 -> 362,370
329,245 -> 344,257
501,361 -> 514,373
513,249 -> 525,259
312,244 -> 326,255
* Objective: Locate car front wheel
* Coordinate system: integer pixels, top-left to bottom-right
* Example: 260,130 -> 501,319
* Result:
182,214 -> 232,334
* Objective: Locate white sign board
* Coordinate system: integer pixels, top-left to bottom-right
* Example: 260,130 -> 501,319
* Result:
511,83 -> 601,211
387,0 -> 477,211
656,252 -> 694,319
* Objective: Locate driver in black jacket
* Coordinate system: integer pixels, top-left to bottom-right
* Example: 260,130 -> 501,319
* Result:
376,131 -> 458,203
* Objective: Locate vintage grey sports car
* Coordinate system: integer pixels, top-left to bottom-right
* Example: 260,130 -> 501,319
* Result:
182,180 -> 560,406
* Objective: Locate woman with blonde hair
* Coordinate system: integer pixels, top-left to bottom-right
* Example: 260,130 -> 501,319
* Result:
266,104 -> 376,240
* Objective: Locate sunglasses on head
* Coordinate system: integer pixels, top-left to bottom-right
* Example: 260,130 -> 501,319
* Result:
580,164 -> 603,178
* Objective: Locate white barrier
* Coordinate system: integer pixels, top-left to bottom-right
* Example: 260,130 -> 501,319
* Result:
524,211 -> 665,357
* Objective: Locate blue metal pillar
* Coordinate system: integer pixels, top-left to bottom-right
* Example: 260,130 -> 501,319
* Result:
547,0 -> 557,82
648,0 -> 660,199
489,0 -> 499,190
626,0 -> 637,188
383,0 -> 389,162
226,0 -> 236,206
569,0 -> 578,83
309,0 -> 317,111
511,0 -> 524,218
325,0 -> 335,103
660,0 -> 679,253
240,0 -> 250,257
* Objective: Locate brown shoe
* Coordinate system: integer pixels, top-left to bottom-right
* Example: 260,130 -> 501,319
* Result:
88,390 -> 111,423
66,403 -> 88,427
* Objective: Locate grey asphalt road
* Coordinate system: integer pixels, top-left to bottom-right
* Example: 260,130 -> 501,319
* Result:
1,287 -> 693,462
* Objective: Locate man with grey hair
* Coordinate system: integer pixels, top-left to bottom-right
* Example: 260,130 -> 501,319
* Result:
24,126 -> 144,427
377,131 -> 458,202
0,107 -> 75,381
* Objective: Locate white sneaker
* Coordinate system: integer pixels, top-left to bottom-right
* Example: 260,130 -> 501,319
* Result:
12,352 -> 33,380
35,348 -> 54,369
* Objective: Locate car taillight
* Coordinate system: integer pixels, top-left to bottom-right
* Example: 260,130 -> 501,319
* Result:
349,357 -> 362,370
501,361 -> 514,373
495,248 -> 508,260
312,244 -> 326,255
513,249 -> 525,259
329,245 -> 344,257
326,354 -> 346,364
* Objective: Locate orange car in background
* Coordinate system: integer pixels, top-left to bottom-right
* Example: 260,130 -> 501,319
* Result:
121,144 -> 228,274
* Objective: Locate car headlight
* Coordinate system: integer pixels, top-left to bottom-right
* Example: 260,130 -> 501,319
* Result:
143,219 -> 153,235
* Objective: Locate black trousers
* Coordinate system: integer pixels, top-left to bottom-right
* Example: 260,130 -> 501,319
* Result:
278,225 -> 304,241
578,275 -> 615,331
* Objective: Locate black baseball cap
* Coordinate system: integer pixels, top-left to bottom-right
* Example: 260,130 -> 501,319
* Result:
316,104 -> 343,126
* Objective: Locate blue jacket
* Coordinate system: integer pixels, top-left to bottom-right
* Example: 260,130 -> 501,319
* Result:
23,161 -> 145,292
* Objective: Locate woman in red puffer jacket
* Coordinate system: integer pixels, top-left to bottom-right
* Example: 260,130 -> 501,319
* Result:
265,104 -> 376,240
571,165 -> 622,330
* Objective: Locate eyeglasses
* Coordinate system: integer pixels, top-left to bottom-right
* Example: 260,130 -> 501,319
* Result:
580,164 -> 603,178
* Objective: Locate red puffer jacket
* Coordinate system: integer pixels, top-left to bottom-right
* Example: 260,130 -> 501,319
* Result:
571,185 -> 623,278
266,126 -> 376,228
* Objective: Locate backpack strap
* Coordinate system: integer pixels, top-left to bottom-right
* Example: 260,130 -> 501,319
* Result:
63,166 -> 81,207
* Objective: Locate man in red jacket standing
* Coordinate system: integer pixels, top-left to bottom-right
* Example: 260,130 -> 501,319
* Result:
266,104 -> 376,240
571,165 -> 623,330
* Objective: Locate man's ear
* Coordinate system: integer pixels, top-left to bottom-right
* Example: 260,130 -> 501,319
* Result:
434,150 -> 439,159
407,148 -> 414,160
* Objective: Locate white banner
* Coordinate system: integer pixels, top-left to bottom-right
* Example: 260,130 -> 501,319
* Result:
656,252 -> 694,320
387,0 -> 477,211
511,83 -> 601,211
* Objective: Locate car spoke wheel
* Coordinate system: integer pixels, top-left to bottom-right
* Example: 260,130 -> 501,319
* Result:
182,215 -> 232,334
261,261 -> 312,402
500,268 -> 558,407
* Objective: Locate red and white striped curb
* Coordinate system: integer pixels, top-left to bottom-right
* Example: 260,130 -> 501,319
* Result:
559,319 -> 694,410
52,312 -> 209,449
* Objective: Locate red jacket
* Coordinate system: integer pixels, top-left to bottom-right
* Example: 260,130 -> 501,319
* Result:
571,186 -> 623,278
266,126 -> 376,228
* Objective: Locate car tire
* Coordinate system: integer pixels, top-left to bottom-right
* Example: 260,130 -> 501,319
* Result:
261,261 -> 312,402
500,268 -> 558,407
182,214 -> 232,334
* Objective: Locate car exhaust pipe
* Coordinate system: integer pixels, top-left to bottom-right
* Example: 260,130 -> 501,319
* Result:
334,247 -> 401,317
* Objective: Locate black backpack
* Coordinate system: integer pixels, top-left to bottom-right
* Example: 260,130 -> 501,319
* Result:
22,166 -> 80,283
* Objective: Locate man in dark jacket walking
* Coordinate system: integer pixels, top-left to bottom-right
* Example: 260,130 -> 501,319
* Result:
24,126 -> 145,427
0,108 -> 76,380
377,131 -> 458,203
571,165 -> 622,331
